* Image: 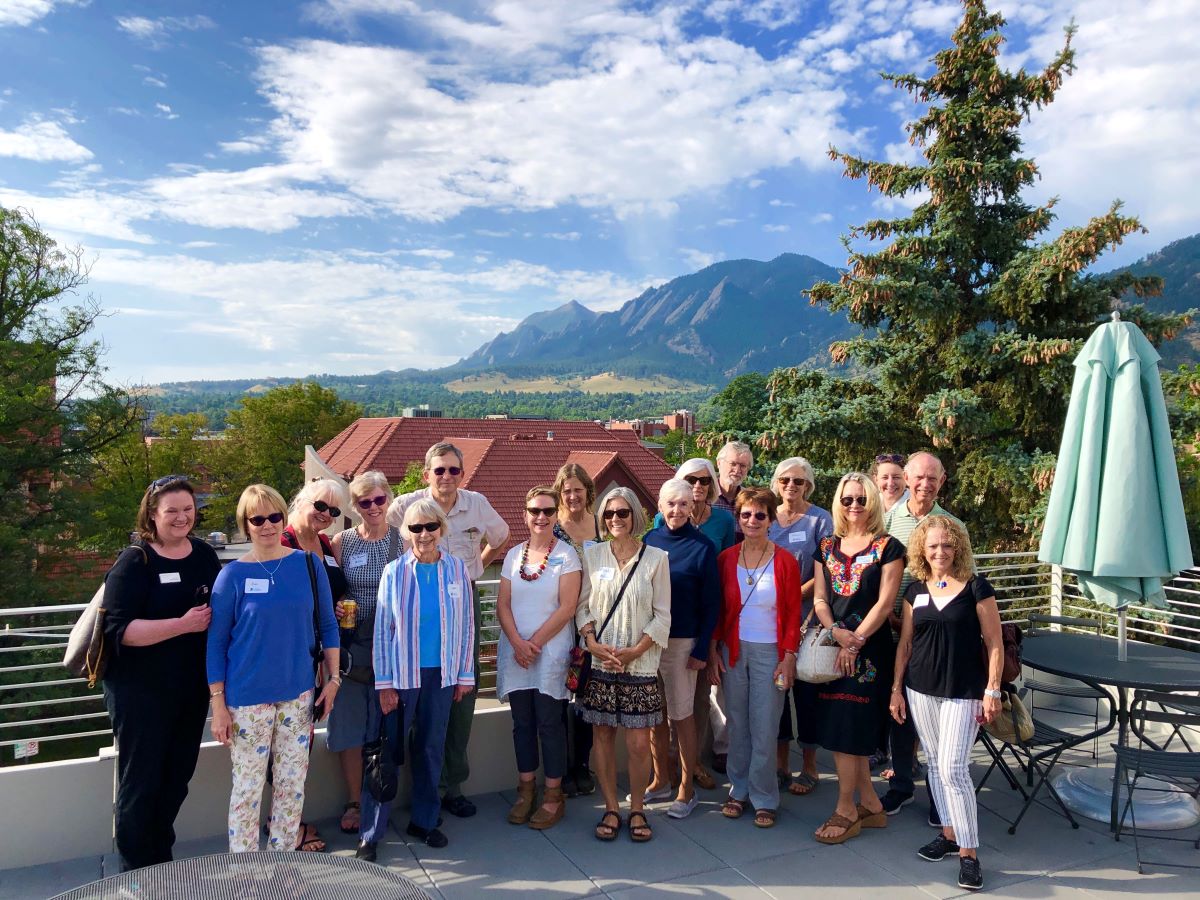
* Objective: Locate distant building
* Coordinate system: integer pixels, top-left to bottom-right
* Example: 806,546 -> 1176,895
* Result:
606,408 -> 694,441
402,404 -> 443,418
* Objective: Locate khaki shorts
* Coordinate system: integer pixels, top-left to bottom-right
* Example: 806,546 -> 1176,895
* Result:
659,637 -> 699,721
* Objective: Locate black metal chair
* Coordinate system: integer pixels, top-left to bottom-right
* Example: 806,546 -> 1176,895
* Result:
1112,691 -> 1200,874
1024,613 -> 1107,758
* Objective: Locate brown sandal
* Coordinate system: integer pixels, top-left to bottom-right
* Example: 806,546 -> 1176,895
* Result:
856,803 -> 887,829
754,808 -> 777,828
629,811 -> 653,842
595,809 -> 621,841
722,796 -> 747,819
814,812 -> 861,845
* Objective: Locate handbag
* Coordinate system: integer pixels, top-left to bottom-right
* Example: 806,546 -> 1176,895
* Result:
304,551 -> 328,720
363,716 -> 401,803
795,608 -> 842,684
982,687 -> 1034,743
64,545 -> 148,688
565,544 -> 647,695
981,622 -> 1023,687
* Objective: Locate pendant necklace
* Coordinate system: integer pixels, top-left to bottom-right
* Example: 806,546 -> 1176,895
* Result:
935,577 -> 949,589
740,544 -> 771,586
253,553 -> 286,585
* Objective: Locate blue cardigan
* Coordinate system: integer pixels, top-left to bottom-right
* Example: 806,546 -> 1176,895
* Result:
643,522 -> 721,662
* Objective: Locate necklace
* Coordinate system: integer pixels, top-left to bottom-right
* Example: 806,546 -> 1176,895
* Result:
520,538 -> 556,582
251,553 -> 286,585
740,543 -> 772,586
935,577 -> 949,589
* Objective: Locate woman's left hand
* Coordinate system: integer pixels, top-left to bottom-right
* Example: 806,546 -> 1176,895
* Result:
982,692 -> 1002,724
773,657 -> 794,692
612,645 -> 642,669
836,647 -> 857,677
315,679 -> 339,720
453,684 -> 473,702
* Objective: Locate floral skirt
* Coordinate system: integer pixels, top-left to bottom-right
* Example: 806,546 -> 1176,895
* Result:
580,669 -> 663,729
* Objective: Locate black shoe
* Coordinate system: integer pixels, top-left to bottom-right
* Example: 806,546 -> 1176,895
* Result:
574,766 -> 596,796
958,856 -> 983,891
711,753 -> 727,774
917,834 -> 960,861
441,795 -> 477,818
561,770 -> 581,798
406,822 -> 448,848
928,802 -> 942,828
354,840 -> 377,862
881,790 -> 914,815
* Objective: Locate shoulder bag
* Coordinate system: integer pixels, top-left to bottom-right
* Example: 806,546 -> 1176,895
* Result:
795,607 -> 842,684
565,544 -> 647,695
363,715 -> 401,802
982,687 -> 1034,743
64,545 -> 148,688
305,551 -> 329,720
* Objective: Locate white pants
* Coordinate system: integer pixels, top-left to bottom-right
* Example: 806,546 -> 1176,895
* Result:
906,687 -> 981,849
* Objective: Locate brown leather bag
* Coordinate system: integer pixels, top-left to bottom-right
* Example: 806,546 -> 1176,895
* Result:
982,623 -> 1023,687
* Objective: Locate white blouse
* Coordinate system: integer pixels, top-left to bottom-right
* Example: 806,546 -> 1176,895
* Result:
576,541 -> 672,676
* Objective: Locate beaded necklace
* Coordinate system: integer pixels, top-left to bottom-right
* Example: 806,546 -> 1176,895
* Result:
519,537 -> 557,582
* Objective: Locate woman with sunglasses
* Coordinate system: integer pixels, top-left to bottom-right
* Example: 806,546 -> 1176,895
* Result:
708,487 -> 801,829
577,487 -> 671,843
653,458 -> 736,553
497,486 -> 581,830
810,474 -> 904,845
327,471 -> 400,839
365,498 -> 475,854
768,457 -> 833,799
102,475 -> 221,871
208,484 -> 341,854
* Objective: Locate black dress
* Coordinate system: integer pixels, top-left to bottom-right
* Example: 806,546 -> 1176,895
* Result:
813,534 -> 905,756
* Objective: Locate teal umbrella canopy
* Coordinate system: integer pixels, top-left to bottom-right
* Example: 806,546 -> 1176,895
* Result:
1038,315 -> 1193,609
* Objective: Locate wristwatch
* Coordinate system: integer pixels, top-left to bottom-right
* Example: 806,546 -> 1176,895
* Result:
983,688 -> 1003,699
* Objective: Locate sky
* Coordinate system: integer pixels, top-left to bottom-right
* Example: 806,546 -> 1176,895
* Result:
2,0 -> 1198,385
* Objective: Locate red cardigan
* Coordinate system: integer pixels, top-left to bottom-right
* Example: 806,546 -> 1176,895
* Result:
713,544 -> 802,667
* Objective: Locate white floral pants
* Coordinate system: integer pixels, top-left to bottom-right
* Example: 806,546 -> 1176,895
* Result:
227,691 -> 313,853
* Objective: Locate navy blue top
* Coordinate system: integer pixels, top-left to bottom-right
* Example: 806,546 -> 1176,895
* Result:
652,506 -> 737,553
643,521 -> 721,662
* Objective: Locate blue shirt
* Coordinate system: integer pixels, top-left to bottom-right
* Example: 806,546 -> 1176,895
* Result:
643,522 -> 721,661
769,505 -> 834,619
653,506 -> 737,553
208,550 -> 340,707
416,562 -> 443,667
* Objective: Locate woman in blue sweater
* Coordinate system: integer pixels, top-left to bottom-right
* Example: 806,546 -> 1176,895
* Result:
643,478 -> 721,819
208,484 -> 341,853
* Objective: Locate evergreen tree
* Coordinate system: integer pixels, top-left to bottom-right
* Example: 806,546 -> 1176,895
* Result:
756,0 -> 1192,547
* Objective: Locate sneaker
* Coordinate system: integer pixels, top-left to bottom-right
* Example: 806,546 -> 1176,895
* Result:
917,834 -> 960,861
406,822 -> 448,848
958,856 -> 983,891
441,795 -> 477,818
928,802 -> 942,828
354,840 -> 377,862
881,790 -> 914,815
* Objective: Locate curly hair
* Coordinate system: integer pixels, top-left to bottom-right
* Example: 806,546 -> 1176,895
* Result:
906,515 -> 974,583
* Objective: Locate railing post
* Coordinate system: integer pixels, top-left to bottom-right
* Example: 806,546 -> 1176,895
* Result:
1050,563 -> 1064,625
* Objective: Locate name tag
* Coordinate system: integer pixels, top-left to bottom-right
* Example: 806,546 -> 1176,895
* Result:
447,584 -> 462,599
549,553 -> 567,565
245,578 -> 270,594
912,593 -> 930,608
159,572 -> 181,584
325,555 -> 339,567
582,540 -> 600,549
349,553 -> 369,569
854,554 -> 875,566
597,567 -> 615,582
789,531 -> 808,544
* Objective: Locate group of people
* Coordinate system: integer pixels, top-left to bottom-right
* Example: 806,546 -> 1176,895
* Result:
100,440 -> 1005,893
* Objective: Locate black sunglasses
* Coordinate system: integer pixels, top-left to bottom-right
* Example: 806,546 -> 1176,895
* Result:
840,495 -> 868,507
778,476 -> 808,486
527,506 -> 557,518
432,466 -> 463,477
149,474 -> 189,491
601,508 -> 632,520
311,499 -> 342,518
408,522 -> 441,533
357,495 -> 389,509
683,475 -> 713,486
739,510 -> 768,521
247,512 -> 285,527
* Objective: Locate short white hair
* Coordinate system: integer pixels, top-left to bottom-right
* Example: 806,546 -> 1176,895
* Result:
597,486 -> 647,537
658,478 -> 693,505
676,457 -> 719,503
717,441 -> 753,464
402,497 -> 450,540
291,477 -> 349,517
772,457 -> 816,500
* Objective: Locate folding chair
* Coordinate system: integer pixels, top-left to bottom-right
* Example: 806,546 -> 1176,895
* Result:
1113,691 -> 1200,874
1024,614 -> 1107,758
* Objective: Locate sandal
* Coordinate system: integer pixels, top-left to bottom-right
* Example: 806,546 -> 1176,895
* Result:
694,767 -> 717,790
595,809 -> 621,842
754,808 -> 778,829
788,772 -> 819,796
628,811 -> 653,842
296,822 -> 326,852
856,803 -> 887,829
722,796 -> 747,819
339,801 -> 361,834
814,812 -> 861,845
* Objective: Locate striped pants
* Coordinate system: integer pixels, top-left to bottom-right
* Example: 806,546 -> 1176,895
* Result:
906,687 -> 981,849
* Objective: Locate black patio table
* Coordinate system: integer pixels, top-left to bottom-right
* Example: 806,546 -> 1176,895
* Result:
49,851 -> 431,900
1021,630 -> 1200,830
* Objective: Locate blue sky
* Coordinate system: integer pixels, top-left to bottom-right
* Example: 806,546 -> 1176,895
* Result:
2,0 -> 1197,385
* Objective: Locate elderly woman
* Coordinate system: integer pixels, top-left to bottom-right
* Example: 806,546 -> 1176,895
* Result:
643,478 -> 721,819
578,487 -> 671,843
769,457 -> 834,797
890,516 -> 1002,892
328,471 -> 400,841
810,474 -> 904,844
208,484 -> 341,854
708,487 -> 801,829
498,486 -> 581,830
364,498 -> 475,855
102,475 -> 220,871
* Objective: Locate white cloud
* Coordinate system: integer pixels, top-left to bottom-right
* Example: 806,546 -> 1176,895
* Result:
716,217 -> 741,226
810,211 -> 834,224
0,0 -> 83,28
705,0 -> 805,30
680,247 -> 724,270
768,198 -> 795,207
0,188 -> 157,243
219,137 -> 270,154
763,223 -> 789,232
545,231 -> 581,241
155,103 -> 180,120
0,117 -> 92,162
116,14 -> 215,47
143,76 -> 168,89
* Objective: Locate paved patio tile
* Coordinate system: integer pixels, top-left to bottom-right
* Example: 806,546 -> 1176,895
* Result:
606,866 -> 772,899
736,845 -> 933,900
0,855 -> 101,900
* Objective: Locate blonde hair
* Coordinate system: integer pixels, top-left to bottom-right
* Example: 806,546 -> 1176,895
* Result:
597,486 -> 646,537
830,473 -> 884,537
907,515 -> 974,582
771,457 -> 815,501
401,497 -> 450,541
290,477 -> 349,518
348,470 -> 390,501
552,464 -> 595,511
526,484 -> 560,507
236,484 -> 289,535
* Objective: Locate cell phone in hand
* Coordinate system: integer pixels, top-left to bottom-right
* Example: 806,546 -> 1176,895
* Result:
193,585 -> 211,607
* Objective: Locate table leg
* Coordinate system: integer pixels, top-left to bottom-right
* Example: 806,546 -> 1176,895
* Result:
1110,686 -> 1128,834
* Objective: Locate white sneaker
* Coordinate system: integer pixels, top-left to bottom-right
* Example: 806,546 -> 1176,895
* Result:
627,785 -> 674,803
667,796 -> 699,819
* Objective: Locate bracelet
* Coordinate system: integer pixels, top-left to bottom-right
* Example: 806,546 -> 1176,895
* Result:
328,675 -> 342,686
209,690 -> 224,698
891,686 -> 903,693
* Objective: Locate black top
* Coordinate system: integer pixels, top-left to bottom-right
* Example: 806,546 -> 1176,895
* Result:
283,527 -> 347,602
643,522 -> 721,661
102,538 -> 221,692
903,575 -> 995,700
812,534 -> 905,671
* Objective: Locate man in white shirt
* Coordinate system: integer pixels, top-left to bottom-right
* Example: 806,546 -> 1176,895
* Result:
387,441 -> 509,817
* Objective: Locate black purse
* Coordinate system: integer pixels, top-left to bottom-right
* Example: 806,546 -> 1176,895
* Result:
304,552 -> 328,720
363,715 -> 401,803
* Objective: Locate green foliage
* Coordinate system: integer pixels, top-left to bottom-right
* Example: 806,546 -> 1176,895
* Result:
1163,365 -> 1200,559
750,1 -> 1192,549
658,429 -> 701,467
394,461 -> 426,495
709,373 -> 770,433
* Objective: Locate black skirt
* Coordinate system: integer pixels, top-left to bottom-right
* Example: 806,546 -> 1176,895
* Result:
580,670 -> 664,729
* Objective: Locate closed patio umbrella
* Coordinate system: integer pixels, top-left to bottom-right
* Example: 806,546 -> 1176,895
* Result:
1037,312 -> 1193,659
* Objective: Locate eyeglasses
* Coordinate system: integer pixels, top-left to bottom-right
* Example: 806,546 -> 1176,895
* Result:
778,477 -> 808,487
526,506 -> 557,518
247,512 -> 285,527
840,495 -> 868,507
739,510 -> 768,521
408,522 -> 441,534
431,466 -> 463,477
357,495 -> 389,509
601,508 -> 632,520
874,453 -> 905,465
149,474 -> 188,491
683,475 -> 712,486
310,499 -> 342,518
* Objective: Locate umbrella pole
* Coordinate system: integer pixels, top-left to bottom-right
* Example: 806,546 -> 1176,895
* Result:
1117,608 -> 1128,662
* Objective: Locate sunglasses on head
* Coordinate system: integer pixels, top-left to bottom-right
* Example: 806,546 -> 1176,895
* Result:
149,474 -> 188,491
408,522 -> 441,533
683,475 -> 712,486
739,510 -> 768,521
601,508 -> 632,520
875,453 -> 905,465
526,506 -> 557,518
840,495 -> 868,507
311,499 -> 341,518
432,466 -> 463,477
247,512 -> 285,527
357,495 -> 389,509
778,476 -> 808,487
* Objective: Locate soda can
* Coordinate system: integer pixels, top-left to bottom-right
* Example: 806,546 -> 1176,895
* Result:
339,598 -> 358,630
775,672 -> 787,691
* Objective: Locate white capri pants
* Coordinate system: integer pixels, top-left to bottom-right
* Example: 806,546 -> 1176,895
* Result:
906,687 -> 981,849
